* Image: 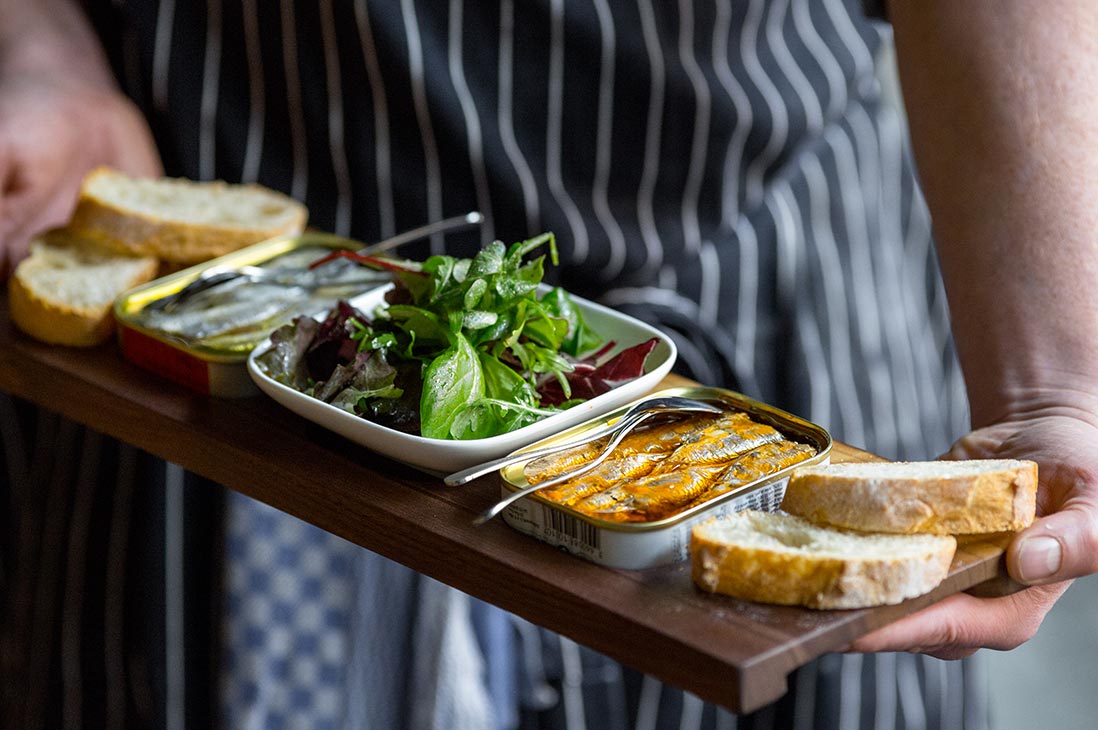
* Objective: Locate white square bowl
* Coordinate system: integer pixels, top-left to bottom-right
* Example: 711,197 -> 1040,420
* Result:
247,286 -> 677,476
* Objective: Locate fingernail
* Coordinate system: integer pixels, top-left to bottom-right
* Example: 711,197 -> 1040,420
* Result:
1017,535 -> 1062,583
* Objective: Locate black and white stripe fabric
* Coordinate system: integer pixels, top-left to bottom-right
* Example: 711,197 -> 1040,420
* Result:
1,401 -> 225,729
1,0 -> 987,728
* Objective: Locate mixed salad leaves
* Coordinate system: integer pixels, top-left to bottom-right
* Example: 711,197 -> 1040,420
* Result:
257,233 -> 658,440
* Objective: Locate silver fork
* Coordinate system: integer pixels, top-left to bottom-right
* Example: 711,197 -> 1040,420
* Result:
146,211 -> 483,313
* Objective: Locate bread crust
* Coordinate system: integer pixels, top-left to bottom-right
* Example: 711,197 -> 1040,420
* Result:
781,460 -> 1038,535
68,168 -> 307,264
8,232 -> 159,347
690,513 -> 957,609
9,273 -> 112,347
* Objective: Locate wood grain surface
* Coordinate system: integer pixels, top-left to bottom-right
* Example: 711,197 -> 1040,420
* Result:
0,297 -> 1018,713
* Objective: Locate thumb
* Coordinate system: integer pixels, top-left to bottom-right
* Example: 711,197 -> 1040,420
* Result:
1008,503 -> 1098,585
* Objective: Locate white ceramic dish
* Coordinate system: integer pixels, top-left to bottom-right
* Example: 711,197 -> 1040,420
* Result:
247,286 -> 677,475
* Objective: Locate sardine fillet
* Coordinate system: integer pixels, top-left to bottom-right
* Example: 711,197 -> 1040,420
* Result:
540,453 -> 666,505
683,440 -> 817,510
573,465 -> 726,521
523,413 -> 720,484
661,418 -> 785,467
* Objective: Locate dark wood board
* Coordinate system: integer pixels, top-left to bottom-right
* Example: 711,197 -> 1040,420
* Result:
0,295 -> 1018,713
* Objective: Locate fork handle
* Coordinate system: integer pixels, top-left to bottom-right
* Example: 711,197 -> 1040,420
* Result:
356,211 -> 484,256
472,411 -> 654,525
443,412 -> 637,486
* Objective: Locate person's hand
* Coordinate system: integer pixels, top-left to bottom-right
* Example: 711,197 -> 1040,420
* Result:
0,70 -> 161,278
851,391 -> 1098,659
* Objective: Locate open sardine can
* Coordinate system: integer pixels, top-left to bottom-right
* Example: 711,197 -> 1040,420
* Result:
497,386 -> 832,569
113,233 -> 377,397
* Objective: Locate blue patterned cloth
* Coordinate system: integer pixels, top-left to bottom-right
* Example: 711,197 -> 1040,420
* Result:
221,491 -> 518,730
222,493 -> 356,729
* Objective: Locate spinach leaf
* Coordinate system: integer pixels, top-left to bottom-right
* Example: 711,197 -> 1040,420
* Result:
419,332 -> 484,439
449,399 -> 548,440
541,286 -> 602,357
480,350 -> 538,406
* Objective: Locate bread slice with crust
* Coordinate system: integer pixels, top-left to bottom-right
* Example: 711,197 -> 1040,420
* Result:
8,229 -> 159,347
68,167 -> 307,265
690,510 -> 957,609
781,459 -> 1038,535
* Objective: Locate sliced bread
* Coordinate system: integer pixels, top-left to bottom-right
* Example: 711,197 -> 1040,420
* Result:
781,459 -> 1038,535
8,229 -> 159,347
68,167 -> 308,265
690,510 -> 957,609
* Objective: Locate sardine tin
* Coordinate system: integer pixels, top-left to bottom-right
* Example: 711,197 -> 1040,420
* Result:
113,233 -> 369,397
498,386 -> 832,569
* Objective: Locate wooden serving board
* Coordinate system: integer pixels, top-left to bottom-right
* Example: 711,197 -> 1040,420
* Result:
0,303 -> 1018,715
600,426 -> 1021,711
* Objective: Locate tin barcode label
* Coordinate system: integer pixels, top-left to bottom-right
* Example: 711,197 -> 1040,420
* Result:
541,506 -> 601,551
731,481 -> 786,513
